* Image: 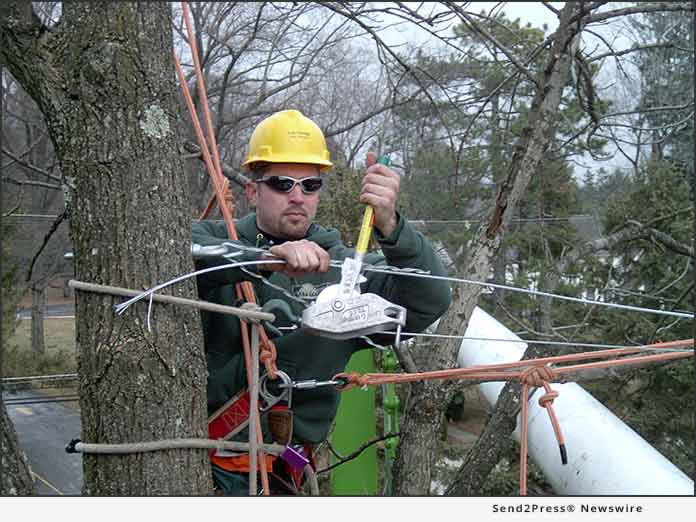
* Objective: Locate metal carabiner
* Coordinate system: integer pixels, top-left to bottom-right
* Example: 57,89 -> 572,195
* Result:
280,378 -> 345,390
277,376 -> 352,391
259,370 -> 293,410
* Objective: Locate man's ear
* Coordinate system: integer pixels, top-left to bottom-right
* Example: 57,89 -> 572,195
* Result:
245,181 -> 258,208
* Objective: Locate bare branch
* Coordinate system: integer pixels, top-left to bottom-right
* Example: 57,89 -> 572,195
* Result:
182,140 -> 251,187
1,147 -> 61,182
0,2 -> 51,90
2,175 -> 61,190
581,3 -> 694,25
541,2 -> 561,16
25,209 -> 66,283
588,42 -> 679,63
626,220 -> 694,258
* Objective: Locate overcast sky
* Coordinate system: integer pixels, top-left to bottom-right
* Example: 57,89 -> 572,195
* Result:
379,2 -> 637,179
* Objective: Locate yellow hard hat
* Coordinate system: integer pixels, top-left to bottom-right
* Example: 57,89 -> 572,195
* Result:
242,109 -> 333,172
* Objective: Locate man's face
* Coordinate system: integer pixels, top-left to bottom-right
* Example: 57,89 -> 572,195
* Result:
245,163 -> 322,240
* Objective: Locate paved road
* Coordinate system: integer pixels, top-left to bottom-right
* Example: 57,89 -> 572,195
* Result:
16,303 -> 75,320
4,389 -> 83,495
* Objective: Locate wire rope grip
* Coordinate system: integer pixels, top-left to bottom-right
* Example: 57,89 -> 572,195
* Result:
302,153 -> 405,340
302,291 -> 406,340
301,258 -> 406,340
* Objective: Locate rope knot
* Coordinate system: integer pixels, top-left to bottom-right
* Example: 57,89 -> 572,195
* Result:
538,389 -> 559,408
259,337 -> 279,378
520,365 -> 555,388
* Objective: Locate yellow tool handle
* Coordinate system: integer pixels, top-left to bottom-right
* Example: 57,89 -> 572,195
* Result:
355,153 -> 390,256
356,206 -> 374,255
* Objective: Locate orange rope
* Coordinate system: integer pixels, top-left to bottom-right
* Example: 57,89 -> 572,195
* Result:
177,4 -> 279,379
335,338 -> 693,495
519,375 -> 531,495
335,339 -> 693,388
177,1 -> 277,494
518,365 -> 564,495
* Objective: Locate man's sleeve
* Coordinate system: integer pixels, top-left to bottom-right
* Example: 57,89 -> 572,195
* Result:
363,214 -> 452,336
192,220 -> 266,289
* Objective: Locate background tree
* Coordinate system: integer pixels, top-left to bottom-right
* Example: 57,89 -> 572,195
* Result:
0,202 -> 35,495
2,71 -> 73,356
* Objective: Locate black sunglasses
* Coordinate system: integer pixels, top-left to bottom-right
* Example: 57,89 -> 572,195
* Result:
256,175 -> 323,194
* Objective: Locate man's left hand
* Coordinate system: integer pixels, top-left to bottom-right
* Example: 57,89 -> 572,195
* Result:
360,163 -> 400,237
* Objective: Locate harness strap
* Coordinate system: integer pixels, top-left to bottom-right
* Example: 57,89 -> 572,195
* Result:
208,388 -> 313,489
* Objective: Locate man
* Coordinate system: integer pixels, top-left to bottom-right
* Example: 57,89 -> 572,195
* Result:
193,109 -> 451,494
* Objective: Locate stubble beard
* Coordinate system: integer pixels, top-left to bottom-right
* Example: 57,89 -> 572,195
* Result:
279,214 -> 310,239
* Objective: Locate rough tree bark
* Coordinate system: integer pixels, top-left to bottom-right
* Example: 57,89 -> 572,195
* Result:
0,396 -> 36,495
1,2 -> 212,494
392,3 -> 585,495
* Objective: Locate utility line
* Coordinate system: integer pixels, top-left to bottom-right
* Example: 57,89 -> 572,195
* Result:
362,265 -> 693,319
275,325 -> 692,353
410,216 -> 598,225
115,257 -> 693,322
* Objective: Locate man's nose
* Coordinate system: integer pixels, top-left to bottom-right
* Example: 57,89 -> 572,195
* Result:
287,183 -> 305,202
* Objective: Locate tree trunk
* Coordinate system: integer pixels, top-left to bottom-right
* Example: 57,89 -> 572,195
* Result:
30,285 -> 45,355
446,343 -> 549,495
1,2 -> 212,495
490,92 -> 507,303
0,398 -> 36,495
392,3 -> 584,495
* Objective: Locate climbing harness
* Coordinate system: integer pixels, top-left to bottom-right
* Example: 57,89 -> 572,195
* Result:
207,371 -> 293,450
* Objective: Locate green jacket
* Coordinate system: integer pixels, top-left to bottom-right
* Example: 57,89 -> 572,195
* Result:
193,212 -> 451,444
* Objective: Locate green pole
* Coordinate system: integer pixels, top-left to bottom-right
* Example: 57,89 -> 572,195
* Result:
381,348 -> 400,496
330,154 -> 389,495
330,349 -> 377,495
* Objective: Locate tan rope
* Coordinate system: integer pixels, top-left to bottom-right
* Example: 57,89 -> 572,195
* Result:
68,280 -> 274,322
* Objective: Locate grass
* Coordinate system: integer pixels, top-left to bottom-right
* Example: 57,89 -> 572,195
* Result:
2,318 -> 77,377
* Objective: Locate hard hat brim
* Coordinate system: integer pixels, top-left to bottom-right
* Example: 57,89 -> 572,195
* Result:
242,156 -> 333,172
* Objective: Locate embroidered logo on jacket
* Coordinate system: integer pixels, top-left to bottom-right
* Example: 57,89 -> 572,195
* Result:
292,282 -> 333,300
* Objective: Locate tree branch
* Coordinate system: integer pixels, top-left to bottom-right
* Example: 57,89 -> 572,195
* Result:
581,3 -> 693,25
1,147 -> 62,183
588,42 -> 679,63
626,220 -> 694,259
0,2 -> 48,89
25,209 -> 66,283
2,175 -> 61,190
182,140 -> 251,187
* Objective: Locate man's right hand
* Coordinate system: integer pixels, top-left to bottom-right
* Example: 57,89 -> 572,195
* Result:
260,240 -> 330,277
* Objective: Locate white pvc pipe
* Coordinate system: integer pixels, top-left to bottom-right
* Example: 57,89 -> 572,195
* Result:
458,306 -> 694,495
